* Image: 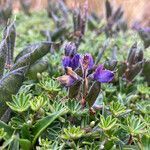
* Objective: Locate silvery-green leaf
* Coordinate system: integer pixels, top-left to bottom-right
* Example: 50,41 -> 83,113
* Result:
51,27 -> 68,41
3,21 -> 16,66
127,43 -> 137,66
0,39 -> 7,78
12,42 -> 52,70
105,0 -> 112,20
104,60 -> 117,71
69,80 -> 82,99
0,66 -> 27,119
142,60 -> 150,85
117,61 -> 127,77
125,61 -> 143,82
86,81 -> 101,107
0,0 -> 12,23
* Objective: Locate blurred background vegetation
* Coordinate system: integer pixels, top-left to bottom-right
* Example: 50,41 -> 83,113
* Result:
0,0 -> 149,26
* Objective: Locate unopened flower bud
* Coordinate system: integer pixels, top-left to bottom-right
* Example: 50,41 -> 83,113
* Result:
37,72 -> 42,80
90,121 -> 95,127
64,42 -> 77,57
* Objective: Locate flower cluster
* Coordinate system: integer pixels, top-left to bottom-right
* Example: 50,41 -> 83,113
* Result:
59,42 -> 114,87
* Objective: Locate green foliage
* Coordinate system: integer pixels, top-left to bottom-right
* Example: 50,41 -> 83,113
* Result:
121,116 -> 146,136
6,92 -> 31,113
0,6 -> 149,150
98,115 -> 118,131
137,84 -> 150,95
38,77 -> 61,94
61,126 -> 85,140
65,99 -> 88,116
30,95 -> 47,112
0,128 -> 7,140
109,101 -> 126,117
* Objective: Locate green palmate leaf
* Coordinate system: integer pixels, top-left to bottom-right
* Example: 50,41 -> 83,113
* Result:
120,116 -> 146,136
38,77 -> 60,94
0,120 -> 14,139
103,83 -> 116,93
32,108 -> 68,146
0,39 -> 7,78
27,60 -> 48,80
109,101 -> 126,117
30,95 -> 47,112
48,101 -> 67,123
12,42 -> 52,70
136,101 -> 150,114
3,21 -> 16,66
0,66 -> 27,119
65,99 -> 87,116
6,92 -> 31,113
98,115 -> 117,131
61,126 -> 85,140
137,84 -> 150,95
38,138 -> 53,149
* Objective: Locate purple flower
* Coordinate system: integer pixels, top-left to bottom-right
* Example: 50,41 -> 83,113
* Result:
132,22 -> 150,33
64,42 -> 77,57
62,54 -> 80,70
93,65 -> 114,83
81,53 -> 94,71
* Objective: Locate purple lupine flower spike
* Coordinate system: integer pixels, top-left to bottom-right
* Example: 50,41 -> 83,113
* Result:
81,53 -> 94,70
71,54 -> 80,70
64,42 -> 77,57
62,56 -> 71,68
93,65 -> 114,83
62,54 -> 80,70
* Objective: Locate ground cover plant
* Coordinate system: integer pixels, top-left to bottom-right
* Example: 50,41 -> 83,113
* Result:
0,0 -> 150,149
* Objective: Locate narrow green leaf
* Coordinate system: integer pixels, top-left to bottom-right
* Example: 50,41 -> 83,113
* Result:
31,109 -> 67,146
19,139 -> 32,150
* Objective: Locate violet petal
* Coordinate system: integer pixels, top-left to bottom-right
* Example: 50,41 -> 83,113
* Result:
71,54 -> 80,70
62,56 -> 71,68
94,65 -> 114,83
81,53 -> 94,70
